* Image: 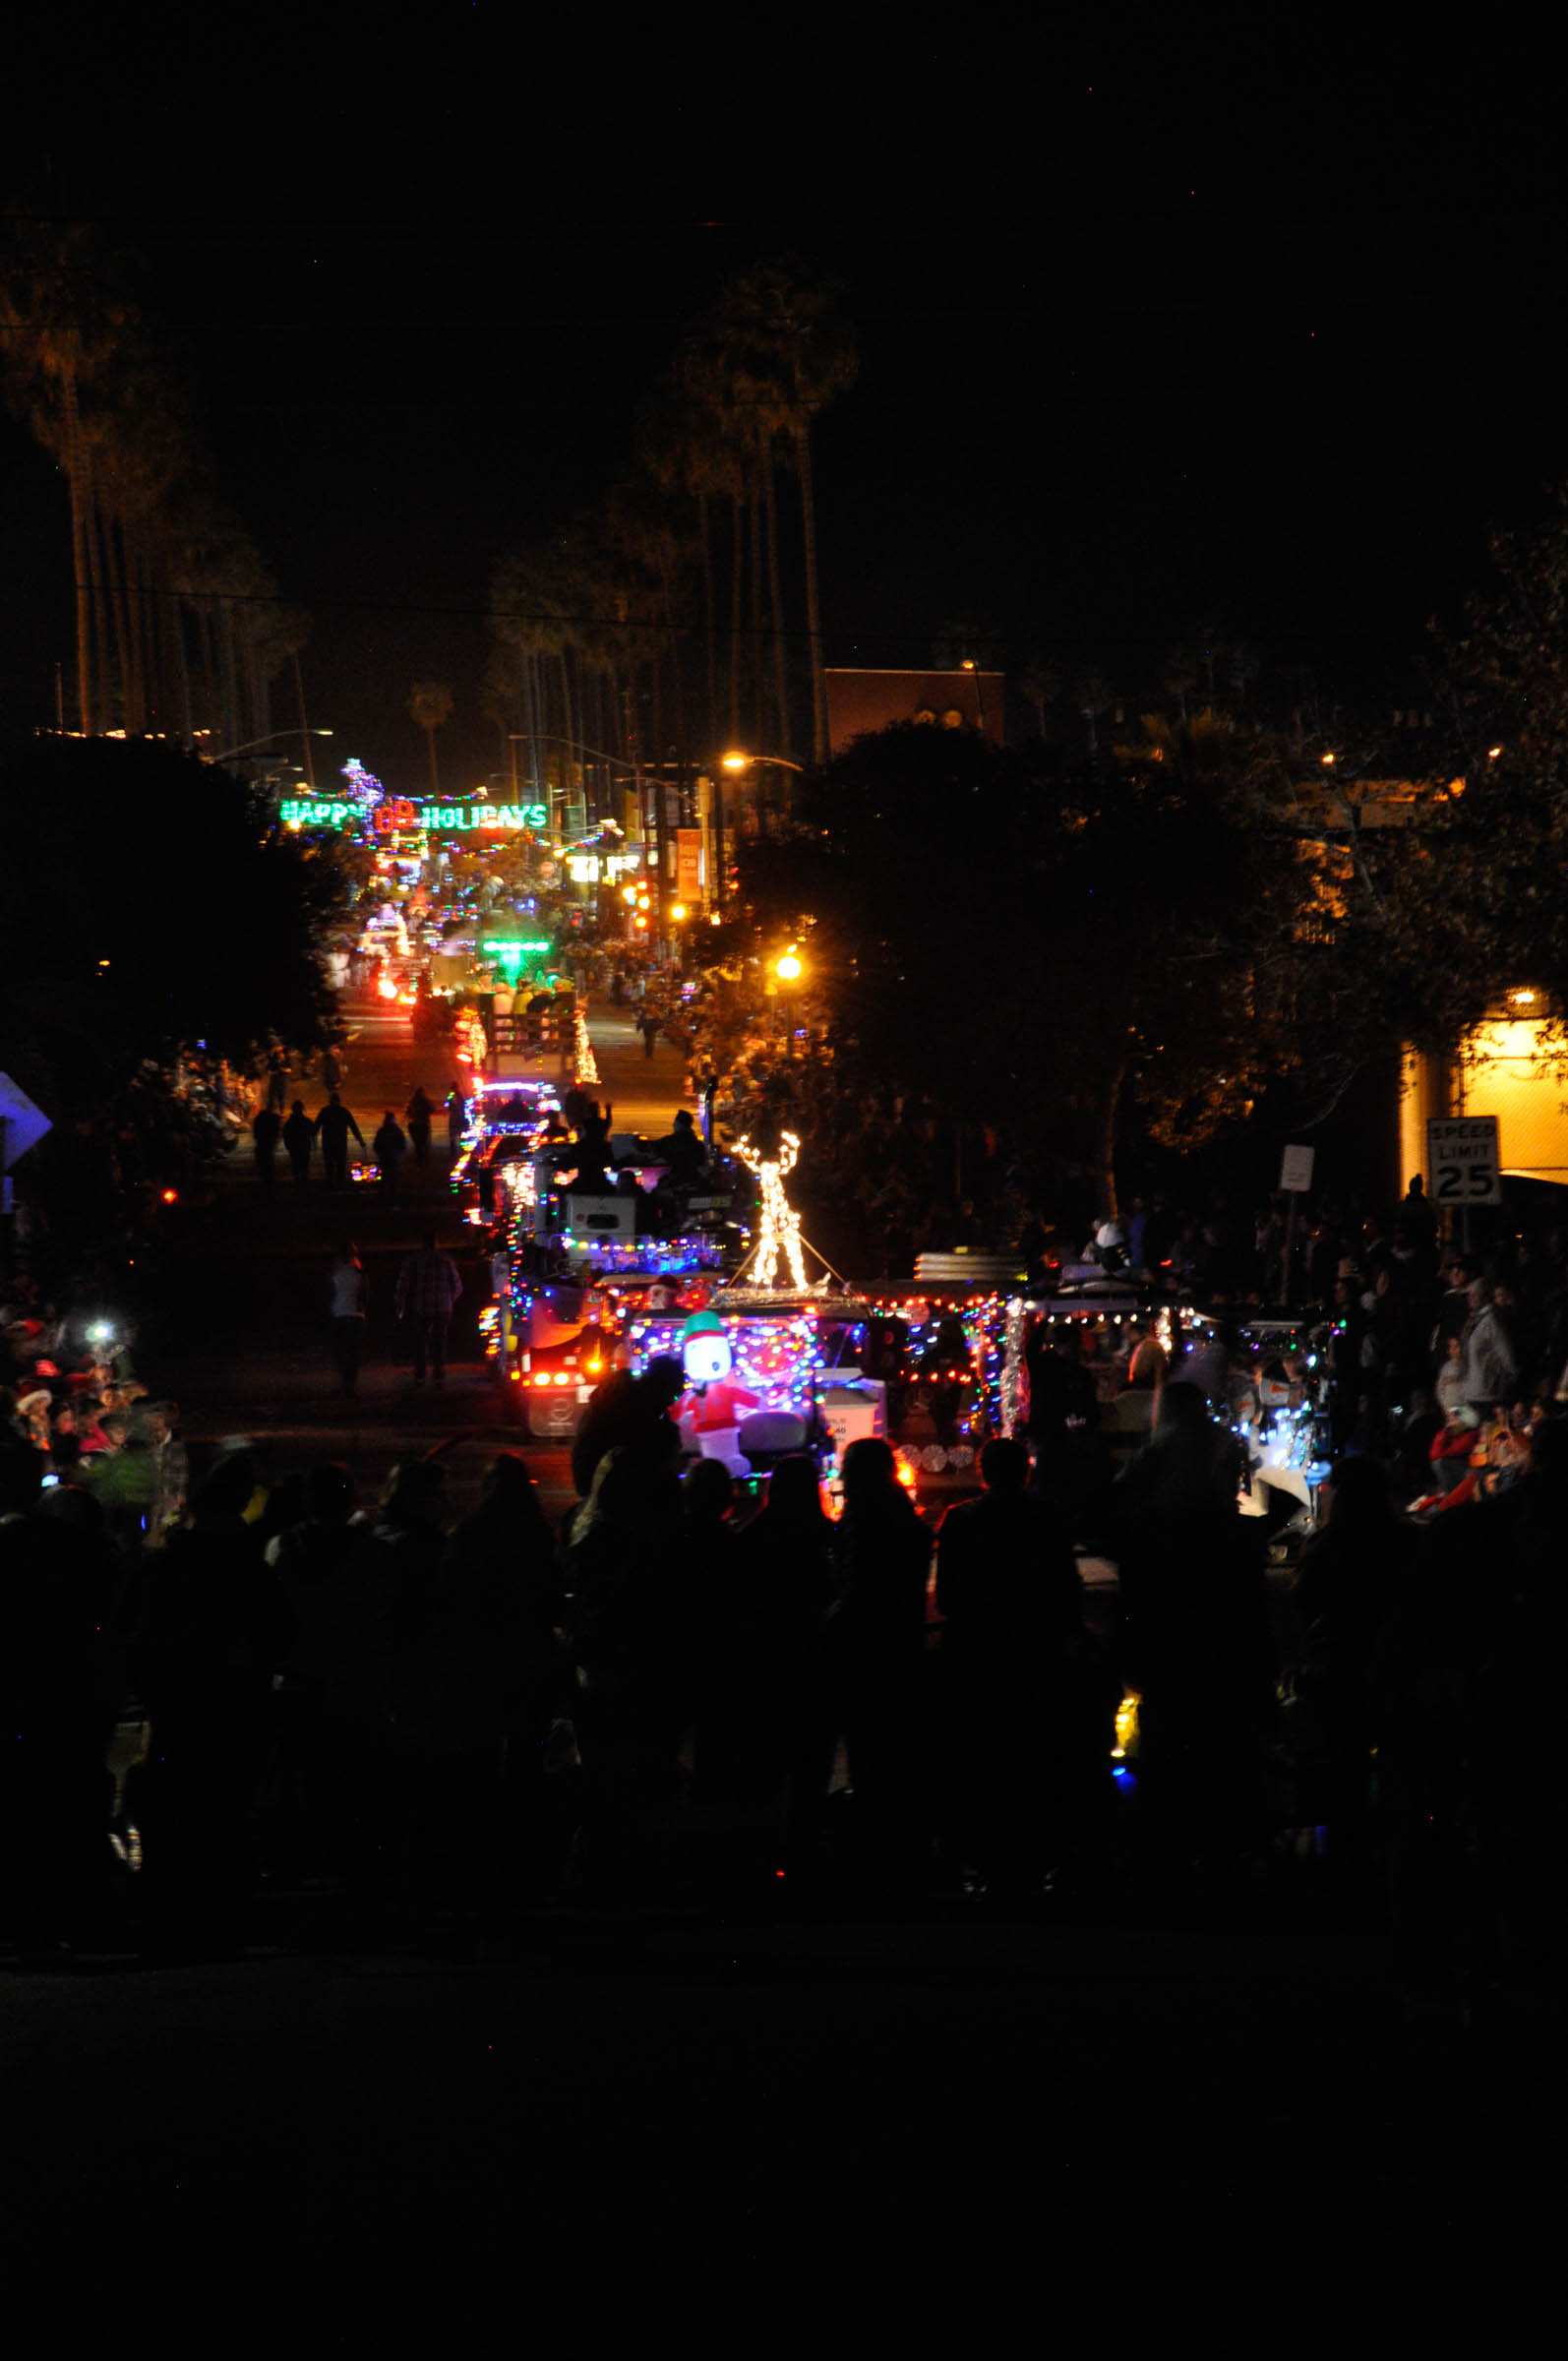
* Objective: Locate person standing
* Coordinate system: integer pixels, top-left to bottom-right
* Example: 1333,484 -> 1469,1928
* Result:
638,1010 -> 659,1060
373,1110 -> 409,1199
251,1103 -> 281,1192
394,1228 -> 464,1387
446,1082 -> 468,1161
329,1241 -> 368,1396
406,1086 -> 435,1168
315,1090 -> 366,1191
266,1050 -> 288,1115
281,1099 -> 315,1187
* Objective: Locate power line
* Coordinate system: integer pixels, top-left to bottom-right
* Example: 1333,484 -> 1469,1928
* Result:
54,578 -> 1438,652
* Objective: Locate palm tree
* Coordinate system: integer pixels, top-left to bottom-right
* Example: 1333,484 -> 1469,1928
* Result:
408,681 -> 453,796
1017,657 -> 1062,741
1077,673 -> 1114,756
0,215 -> 130,733
683,261 -> 857,765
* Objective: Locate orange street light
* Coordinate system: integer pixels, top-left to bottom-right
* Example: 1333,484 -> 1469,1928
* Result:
670,902 -> 688,922
775,947 -> 804,983
720,749 -> 807,774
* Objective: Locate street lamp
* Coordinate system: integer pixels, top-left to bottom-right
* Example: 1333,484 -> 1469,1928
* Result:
774,946 -> 804,983
210,726 -> 333,764
711,750 -> 808,918
721,749 -> 807,774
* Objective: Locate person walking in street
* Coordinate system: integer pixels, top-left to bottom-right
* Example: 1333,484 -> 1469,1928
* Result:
373,1110 -> 409,1199
266,1050 -> 288,1115
446,1081 -> 468,1161
638,1010 -> 660,1059
394,1227 -> 464,1387
282,1099 -> 315,1187
315,1090 -> 366,1191
251,1102 -> 281,1192
328,1241 -> 369,1395
321,1040 -> 346,1092
406,1085 -> 435,1168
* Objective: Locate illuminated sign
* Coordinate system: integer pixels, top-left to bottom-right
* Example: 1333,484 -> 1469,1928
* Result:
372,800 -> 549,835
568,851 -> 639,883
481,938 -> 553,970
280,797 -> 359,830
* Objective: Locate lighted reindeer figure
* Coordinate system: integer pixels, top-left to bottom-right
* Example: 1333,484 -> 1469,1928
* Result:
736,1130 -> 809,1291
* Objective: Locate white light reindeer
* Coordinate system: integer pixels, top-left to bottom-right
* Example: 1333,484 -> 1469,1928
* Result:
735,1130 -> 808,1291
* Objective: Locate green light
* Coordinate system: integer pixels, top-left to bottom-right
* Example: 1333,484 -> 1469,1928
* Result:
279,797 -> 357,831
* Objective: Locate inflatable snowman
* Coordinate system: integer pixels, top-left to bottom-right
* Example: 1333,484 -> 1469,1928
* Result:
676,1309 -> 760,1474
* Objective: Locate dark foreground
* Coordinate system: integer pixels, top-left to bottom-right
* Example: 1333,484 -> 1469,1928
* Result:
2,1896 -> 1556,2328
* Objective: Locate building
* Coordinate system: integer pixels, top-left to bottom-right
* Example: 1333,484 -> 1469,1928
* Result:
823,667 -> 1005,756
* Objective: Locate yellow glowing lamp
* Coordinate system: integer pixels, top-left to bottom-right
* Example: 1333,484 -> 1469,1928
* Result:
1320,752 -> 1336,766
670,902 -> 688,922
621,884 -> 638,905
634,915 -> 649,931
721,750 -> 750,773
775,948 -> 804,983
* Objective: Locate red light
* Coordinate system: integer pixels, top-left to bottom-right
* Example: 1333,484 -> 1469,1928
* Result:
160,1187 -> 179,1204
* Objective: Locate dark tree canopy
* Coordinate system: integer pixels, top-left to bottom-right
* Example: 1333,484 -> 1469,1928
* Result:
0,734 -> 341,1117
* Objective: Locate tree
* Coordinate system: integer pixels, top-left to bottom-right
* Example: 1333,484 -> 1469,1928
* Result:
681,260 -> 857,764
408,680 -> 453,796
0,732 -> 341,1112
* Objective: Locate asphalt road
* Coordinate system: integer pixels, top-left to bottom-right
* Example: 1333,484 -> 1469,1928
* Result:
156,993 -> 694,1522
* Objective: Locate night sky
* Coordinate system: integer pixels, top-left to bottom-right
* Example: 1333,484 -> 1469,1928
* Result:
6,6 -> 1566,790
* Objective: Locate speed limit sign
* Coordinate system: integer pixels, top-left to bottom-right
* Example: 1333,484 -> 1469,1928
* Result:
1426,1116 -> 1501,1206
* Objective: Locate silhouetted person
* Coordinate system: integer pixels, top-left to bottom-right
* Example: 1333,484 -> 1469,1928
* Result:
373,1110 -> 408,1198
723,1454 -> 839,1861
1112,1384 -> 1273,1862
328,1241 -> 368,1394
134,1451 -> 295,1944
315,1090 -> 365,1190
406,1086 -> 435,1167
936,1437 -> 1105,1887
1291,1455 -> 1414,1875
827,1438 -> 932,1886
282,1099 -> 315,1186
652,1109 -> 706,1184
251,1103 -> 281,1191
446,1082 -> 468,1159
394,1227 -> 463,1386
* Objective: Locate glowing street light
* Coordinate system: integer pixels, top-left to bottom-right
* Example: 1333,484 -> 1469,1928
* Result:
775,946 -> 804,983
670,902 -> 689,922
721,749 -> 807,775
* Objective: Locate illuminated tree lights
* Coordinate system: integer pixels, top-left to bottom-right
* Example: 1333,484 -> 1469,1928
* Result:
735,1130 -> 808,1291
574,1001 -> 600,1085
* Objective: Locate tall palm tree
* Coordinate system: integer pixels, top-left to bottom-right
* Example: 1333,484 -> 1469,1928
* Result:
1077,673 -> 1114,756
683,260 -> 857,765
0,214 -> 129,733
1018,657 -> 1062,741
408,680 -> 453,796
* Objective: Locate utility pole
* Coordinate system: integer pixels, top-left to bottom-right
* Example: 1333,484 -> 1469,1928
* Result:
293,651 -> 316,790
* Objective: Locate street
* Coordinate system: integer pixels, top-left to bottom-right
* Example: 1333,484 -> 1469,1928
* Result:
163,993 -> 696,1519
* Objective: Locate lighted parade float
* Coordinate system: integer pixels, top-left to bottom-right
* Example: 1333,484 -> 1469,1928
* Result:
467,1092 -> 1338,1524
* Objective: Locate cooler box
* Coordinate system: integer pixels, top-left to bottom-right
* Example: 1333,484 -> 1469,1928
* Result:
817,1374 -> 887,1454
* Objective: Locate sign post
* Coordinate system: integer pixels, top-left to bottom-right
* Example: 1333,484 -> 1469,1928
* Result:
1426,1114 -> 1501,1253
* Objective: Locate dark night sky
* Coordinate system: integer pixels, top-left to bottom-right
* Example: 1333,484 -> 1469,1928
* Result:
6,4 -> 1567,790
